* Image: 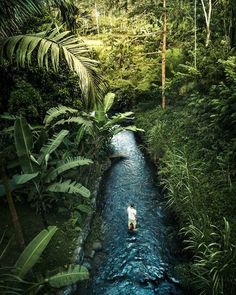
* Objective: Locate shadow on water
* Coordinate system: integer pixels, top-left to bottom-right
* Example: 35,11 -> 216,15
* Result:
78,131 -> 185,295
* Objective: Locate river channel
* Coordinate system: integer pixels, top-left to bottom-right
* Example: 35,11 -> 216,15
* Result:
81,131 -> 184,295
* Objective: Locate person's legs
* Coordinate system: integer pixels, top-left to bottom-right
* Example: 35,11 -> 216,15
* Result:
128,219 -> 132,229
128,219 -> 136,230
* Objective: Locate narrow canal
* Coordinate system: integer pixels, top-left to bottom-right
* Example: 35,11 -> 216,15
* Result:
83,131 -> 184,295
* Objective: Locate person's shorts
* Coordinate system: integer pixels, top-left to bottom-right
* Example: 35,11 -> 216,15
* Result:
128,219 -> 137,228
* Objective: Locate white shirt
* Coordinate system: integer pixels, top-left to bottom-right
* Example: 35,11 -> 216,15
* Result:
127,206 -> 137,220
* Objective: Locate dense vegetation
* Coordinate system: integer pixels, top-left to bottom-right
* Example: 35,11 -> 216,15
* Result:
0,0 -> 236,294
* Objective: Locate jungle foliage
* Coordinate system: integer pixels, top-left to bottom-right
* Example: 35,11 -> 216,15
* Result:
1,0 -> 236,294
135,15 -> 236,295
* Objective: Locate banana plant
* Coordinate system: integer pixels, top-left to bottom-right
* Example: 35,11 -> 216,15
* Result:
43,94 -> 143,159
0,226 -> 89,294
10,117 -> 93,226
89,92 -> 144,158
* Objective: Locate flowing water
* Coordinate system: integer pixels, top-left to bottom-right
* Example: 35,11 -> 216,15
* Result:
82,131 -> 184,295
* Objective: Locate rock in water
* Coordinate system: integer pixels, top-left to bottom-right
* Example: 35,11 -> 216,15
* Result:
92,241 -> 103,251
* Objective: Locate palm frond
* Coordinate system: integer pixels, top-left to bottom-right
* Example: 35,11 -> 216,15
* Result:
0,0 -> 40,36
0,0 -> 68,37
0,29 -> 106,106
47,180 -> 90,198
46,157 -> 93,181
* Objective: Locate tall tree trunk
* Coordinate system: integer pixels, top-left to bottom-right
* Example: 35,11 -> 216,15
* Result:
230,1 -> 236,48
95,3 -> 100,34
200,0 -> 212,47
194,0 -> 197,68
0,163 -> 25,249
162,0 -> 167,110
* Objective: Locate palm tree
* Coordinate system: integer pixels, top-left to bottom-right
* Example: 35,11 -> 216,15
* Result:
0,0 -> 106,109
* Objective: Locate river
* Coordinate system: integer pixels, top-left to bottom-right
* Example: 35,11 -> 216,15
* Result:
81,131 -> 184,295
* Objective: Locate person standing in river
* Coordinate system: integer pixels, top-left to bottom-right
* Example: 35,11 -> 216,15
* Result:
127,204 -> 137,230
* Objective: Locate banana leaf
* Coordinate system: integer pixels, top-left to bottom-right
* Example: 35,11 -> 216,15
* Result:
14,117 -> 38,174
46,157 -> 93,181
44,105 -> 78,126
47,180 -> 90,198
15,226 -> 57,278
103,92 -> 115,113
14,118 -> 33,158
46,265 -> 88,288
77,204 -> 92,214
113,125 -> 145,135
12,173 -> 39,185
38,130 -> 69,165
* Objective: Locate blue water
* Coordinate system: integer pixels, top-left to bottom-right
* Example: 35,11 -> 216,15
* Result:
87,131 -> 183,294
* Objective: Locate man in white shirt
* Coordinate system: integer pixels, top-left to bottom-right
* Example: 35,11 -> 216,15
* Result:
127,204 -> 137,230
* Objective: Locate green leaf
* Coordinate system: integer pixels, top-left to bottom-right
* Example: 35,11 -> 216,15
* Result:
0,0 -> 40,36
47,180 -> 90,198
14,117 -> 37,174
53,117 -> 92,128
0,113 -> 17,120
14,117 -> 33,158
13,172 -> 39,185
46,265 -> 89,288
75,125 -> 86,145
77,204 -> 92,214
44,105 -> 78,126
113,125 -> 144,135
0,29 -> 106,106
104,92 -> 115,113
105,112 -> 134,128
38,130 -> 69,165
15,226 -> 57,278
46,157 -> 93,181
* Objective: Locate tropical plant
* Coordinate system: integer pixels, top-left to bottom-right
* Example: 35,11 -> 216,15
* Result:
181,218 -> 236,295
159,147 -> 204,220
0,0 -> 107,110
0,0 -> 67,36
10,117 -> 92,225
43,94 -> 143,160
0,28 -> 105,107
0,226 -> 89,294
